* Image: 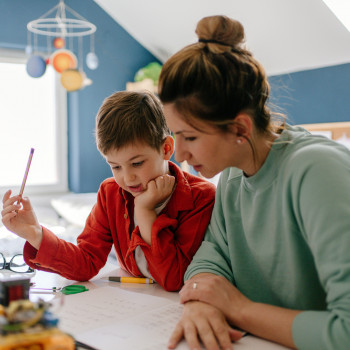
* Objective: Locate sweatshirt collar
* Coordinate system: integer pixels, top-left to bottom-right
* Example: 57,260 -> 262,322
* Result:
242,128 -> 292,191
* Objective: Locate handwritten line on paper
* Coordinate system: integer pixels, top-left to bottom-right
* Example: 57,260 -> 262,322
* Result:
56,286 -> 289,350
56,286 -> 183,349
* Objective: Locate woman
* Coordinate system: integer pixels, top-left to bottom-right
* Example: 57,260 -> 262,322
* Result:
158,15 -> 350,350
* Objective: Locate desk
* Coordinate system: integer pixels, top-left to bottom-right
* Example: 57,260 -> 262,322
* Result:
29,265 -> 289,350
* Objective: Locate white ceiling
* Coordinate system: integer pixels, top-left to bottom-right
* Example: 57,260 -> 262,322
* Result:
93,0 -> 350,76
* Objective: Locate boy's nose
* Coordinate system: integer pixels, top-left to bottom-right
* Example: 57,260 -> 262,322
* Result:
124,171 -> 136,183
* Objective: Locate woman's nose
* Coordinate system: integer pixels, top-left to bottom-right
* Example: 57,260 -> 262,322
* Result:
175,141 -> 190,164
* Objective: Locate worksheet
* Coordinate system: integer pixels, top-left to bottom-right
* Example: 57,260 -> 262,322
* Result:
57,286 -> 183,349
56,286 -> 288,350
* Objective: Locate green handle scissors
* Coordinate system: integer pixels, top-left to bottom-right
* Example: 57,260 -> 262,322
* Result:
61,285 -> 89,295
30,284 -> 89,294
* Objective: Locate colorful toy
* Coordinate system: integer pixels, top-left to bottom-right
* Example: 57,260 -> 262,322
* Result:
50,49 -> 77,74
86,52 -> 98,70
0,300 -> 74,350
60,69 -> 84,91
53,37 -> 65,49
26,55 -> 47,78
26,0 -> 97,91
0,278 -> 30,307
134,62 -> 162,85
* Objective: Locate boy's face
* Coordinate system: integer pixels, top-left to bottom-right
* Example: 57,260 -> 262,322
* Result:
105,142 -> 170,197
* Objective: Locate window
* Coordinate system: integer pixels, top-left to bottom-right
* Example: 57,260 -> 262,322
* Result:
0,49 -> 67,196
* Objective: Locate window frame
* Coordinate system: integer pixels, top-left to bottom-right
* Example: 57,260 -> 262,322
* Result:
0,48 -> 68,195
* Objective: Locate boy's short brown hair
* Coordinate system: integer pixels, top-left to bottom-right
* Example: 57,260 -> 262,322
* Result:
96,91 -> 170,155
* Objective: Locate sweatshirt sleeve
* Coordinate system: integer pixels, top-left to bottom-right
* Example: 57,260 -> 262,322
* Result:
24,188 -> 113,281
291,145 -> 350,350
185,169 -> 236,284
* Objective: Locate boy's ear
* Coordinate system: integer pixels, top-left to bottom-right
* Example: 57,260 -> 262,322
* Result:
163,135 -> 174,160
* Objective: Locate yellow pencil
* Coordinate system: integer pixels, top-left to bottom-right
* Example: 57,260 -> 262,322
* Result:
108,276 -> 154,284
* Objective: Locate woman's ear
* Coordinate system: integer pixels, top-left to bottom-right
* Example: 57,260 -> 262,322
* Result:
230,113 -> 253,143
163,135 -> 175,160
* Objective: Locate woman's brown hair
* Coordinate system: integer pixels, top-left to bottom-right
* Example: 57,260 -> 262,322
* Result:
158,15 -> 274,136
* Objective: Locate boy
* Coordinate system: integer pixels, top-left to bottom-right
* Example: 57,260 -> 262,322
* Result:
1,91 -> 216,291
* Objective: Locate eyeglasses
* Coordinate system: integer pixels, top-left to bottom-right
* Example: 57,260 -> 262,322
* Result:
0,253 -> 34,273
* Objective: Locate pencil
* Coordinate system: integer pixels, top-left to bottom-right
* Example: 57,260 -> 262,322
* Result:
108,276 -> 154,284
18,148 -> 35,204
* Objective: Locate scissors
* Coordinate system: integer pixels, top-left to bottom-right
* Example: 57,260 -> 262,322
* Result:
61,285 -> 89,295
30,284 -> 88,295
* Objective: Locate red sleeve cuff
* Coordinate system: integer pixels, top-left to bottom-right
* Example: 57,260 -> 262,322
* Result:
24,227 -> 60,269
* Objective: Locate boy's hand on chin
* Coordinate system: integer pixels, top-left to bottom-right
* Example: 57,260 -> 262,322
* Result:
135,174 -> 175,211
134,175 -> 175,245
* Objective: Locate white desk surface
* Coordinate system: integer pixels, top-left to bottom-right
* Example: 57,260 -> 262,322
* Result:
29,264 -> 290,350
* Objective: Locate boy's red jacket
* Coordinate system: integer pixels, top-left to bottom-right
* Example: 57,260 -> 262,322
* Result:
24,162 -> 216,291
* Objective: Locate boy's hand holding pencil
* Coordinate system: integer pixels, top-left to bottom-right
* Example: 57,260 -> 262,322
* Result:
1,148 -> 43,250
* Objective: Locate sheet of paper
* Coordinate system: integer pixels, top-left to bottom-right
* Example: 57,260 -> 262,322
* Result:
56,286 -> 289,350
56,286 -> 182,349
57,286 -> 176,334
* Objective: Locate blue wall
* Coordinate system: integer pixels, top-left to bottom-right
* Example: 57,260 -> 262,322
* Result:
1,1 -> 349,192
269,63 -> 350,125
0,0 -> 160,193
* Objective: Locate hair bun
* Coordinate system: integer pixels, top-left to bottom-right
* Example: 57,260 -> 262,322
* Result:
196,15 -> 245,49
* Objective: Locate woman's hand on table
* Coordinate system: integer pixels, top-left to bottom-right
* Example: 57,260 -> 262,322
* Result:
179,273 -> 251,326
168,301 -> 243,350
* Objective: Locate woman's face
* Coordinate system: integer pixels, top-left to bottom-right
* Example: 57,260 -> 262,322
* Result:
163,103 -> 237,178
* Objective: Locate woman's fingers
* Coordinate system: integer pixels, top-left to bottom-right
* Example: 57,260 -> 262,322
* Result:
184,322 -> 205,350
229,328 -> 245,342
179,280 -> 202,303
169,317 -> 219,350
196,319 -> 222,350
168,322 -> 185,349
210,321 -> 236,350
168,301 -> 240,350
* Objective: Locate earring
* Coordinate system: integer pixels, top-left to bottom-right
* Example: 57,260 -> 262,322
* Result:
237,139 -> 242,144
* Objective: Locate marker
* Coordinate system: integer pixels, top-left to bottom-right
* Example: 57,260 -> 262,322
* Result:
108,276 -> 154,284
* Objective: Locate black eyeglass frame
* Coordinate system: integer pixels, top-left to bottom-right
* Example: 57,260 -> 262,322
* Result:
0,253 -> 34,273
